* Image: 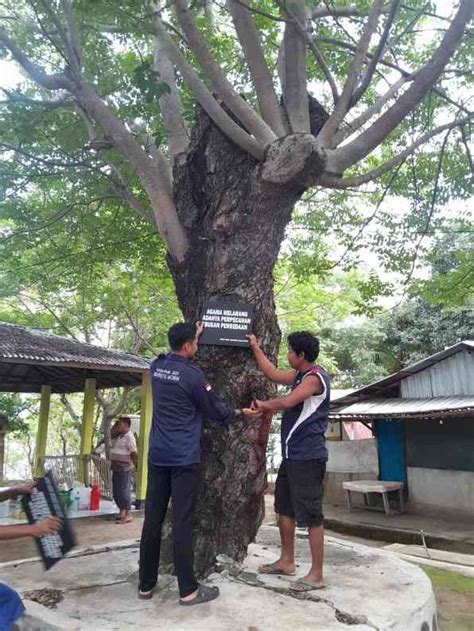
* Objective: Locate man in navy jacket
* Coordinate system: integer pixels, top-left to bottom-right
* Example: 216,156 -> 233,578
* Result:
139,321 -> 259,606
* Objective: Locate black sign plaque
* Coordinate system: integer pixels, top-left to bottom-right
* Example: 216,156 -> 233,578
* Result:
200,300 -> 253,347
22,470 -> 76,570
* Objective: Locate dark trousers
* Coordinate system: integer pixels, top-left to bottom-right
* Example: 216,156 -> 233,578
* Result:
112,469 -> 132,510
139,464 -> 200,598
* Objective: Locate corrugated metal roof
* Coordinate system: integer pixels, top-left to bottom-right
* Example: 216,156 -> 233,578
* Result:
0,322 -> 149,371
332,396 -> 474,418
331,340 -> 474,409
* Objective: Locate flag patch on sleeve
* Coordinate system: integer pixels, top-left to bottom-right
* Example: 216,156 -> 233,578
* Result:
204,383 -> 212,391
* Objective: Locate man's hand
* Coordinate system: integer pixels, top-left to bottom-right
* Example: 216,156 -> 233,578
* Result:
13,482 -> 35,496
246,334 -> 261,352
254,399 -> 272,412
195,320 -> 204,339
241,407 -> 262,418
31,516 -> 62,537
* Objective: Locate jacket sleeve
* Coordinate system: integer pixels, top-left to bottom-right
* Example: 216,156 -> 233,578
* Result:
190,373 -> 236,428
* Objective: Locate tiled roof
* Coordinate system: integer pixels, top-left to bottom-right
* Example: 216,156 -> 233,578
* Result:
0,322 -> 150,393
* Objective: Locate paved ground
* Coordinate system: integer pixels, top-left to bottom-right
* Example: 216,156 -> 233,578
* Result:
1,496 -> 472,629
3,525 -> 436,631
322,503 -> 474,553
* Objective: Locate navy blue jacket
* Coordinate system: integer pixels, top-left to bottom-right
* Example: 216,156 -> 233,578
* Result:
281,365 -> 330,461
148,353 -> 235,466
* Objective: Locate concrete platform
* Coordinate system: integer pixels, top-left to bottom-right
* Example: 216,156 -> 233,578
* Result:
1,525 -> 437,630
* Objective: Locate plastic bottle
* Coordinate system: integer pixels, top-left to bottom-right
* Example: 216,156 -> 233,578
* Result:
73,488 -> 81,512
89,484 -> 101,511
78,487 -> 91,510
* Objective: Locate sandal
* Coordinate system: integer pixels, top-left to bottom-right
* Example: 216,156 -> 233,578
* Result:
259,562 -> 296,576
138,587 -> 155,600
289,578 -> 325,592
179,584 -> 220,606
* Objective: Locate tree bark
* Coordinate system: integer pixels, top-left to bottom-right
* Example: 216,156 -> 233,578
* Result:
166,107 -> 324,574
0,431 -> 5,481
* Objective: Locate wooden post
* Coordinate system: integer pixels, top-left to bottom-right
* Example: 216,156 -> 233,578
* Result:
34,385 -> 51,477
79,378 -> 96,483
135,371 -> 152,509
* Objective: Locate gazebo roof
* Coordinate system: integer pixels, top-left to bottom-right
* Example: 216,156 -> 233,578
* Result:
0,322 -> 150,393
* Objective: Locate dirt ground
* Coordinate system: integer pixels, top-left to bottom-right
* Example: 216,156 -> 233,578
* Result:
0,515 -> 143,563
1,498 -> 472,630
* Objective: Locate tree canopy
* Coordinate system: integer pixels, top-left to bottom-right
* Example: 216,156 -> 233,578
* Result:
0,0 -> 472,270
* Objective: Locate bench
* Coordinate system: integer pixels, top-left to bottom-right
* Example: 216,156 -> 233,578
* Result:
327,438 -> 404,515
342,479 -> 404,515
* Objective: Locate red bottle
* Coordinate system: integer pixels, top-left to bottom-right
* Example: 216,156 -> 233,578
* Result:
89,484 -> 101,511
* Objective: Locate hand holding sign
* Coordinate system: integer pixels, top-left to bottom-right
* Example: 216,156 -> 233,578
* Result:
22,470 -> 76,569
195,320 -> 205,339
246,334 -> 261,351
200,300 -> 253,347
30,516 -> 62,537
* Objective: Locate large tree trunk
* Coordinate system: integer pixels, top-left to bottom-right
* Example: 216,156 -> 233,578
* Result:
167,107 -> 324,575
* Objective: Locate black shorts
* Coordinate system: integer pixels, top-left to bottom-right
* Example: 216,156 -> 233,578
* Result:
274,459 -> 326,527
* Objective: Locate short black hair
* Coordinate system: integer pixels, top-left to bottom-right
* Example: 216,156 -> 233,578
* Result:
168,322 -> 197,351
287,331 -> 320,362
119,416 -> 131,427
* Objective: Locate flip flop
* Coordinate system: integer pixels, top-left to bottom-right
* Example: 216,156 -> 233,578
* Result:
138,587 -> 155,600
259,562 -> 296,576
289,578 -> 325,592
179,584 -> 219,606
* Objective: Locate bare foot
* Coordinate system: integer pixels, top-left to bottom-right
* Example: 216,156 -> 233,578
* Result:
290,572 -> 324,591
259,560 -> 296,575
116,516 -> 133,524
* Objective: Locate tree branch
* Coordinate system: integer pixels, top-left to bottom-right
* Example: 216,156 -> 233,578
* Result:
151,1 -> 190,159
59,0 -> 82,73
321,116 -> 472,189
278,0 -> 310,133
404,130 -> 451,286
106,164 -> 155,225
228,0 -> 287,136
278,0 -> 339,105
318,0 -> 384,145
59,394 -> 81,428
333,75 -> 410,146
328,160 -> 405,270
73,83 -> 188,260
306,35 -> 339,105
311,6 -> 362,20
152,13 -> 264,159
0,26 -> 72,90
332,0 -> 474,172
312,34 -> 471,116
37,0 -> 80,76
0,88 -> 72,109
460,124 -> 473,177
172,0 -> 276,146
350,0 -> 402,107
107,388 -> 131,420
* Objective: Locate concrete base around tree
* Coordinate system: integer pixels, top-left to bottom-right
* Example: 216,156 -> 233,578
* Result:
2,525 -> 437,631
